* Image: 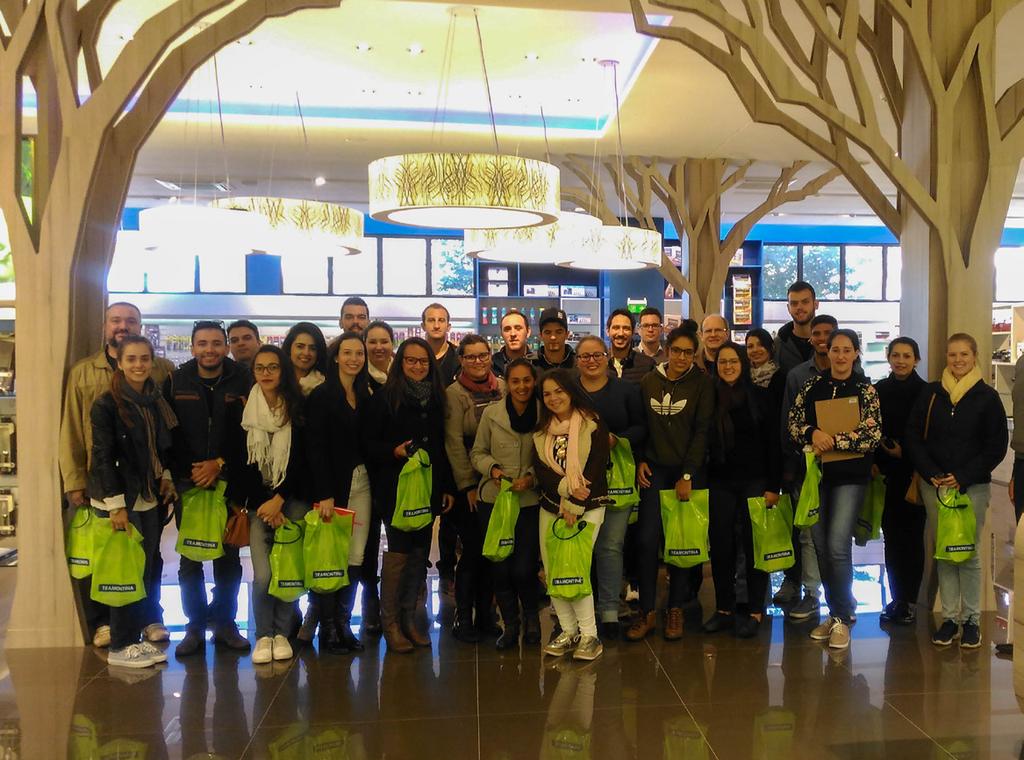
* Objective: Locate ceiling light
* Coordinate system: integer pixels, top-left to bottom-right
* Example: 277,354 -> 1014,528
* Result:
138,204 -> 260,256
368,153 -> 560,230
314,176 -> 327,187
211,196 -> 364,256
355,42 -> 372,52
464,211 -> 602,263
559,225 -> 662,271
524,52 -> 539,61
154,179 -> 181,191
407,43 -> 424,55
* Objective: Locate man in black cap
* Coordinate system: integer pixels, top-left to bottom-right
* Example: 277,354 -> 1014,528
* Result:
533,307 -> 576,370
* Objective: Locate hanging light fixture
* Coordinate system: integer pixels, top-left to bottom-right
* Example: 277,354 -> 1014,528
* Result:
557,59 -> 661,270
367,9 -> 560,230
137,203 -> 259,256
211,196 -> 363,256
464,210 -> 601,263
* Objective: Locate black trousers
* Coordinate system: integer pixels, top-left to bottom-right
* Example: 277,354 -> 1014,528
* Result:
880,470 -> 926,605
450,491 -> 489,615
708,479 -> 769,615
477,502 -> 540,614
377,498 -> 433,554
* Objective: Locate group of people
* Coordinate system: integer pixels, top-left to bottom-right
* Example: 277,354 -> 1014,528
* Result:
59,282 -> 1012,669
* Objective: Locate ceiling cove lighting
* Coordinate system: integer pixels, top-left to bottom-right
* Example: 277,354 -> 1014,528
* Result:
211,196 -> 364,255
464,211 -> 602,263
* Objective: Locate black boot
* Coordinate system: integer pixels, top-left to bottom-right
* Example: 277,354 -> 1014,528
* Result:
452,559 -> 479,643
337,566 -> 364,652
361,578 -> 381,637
522,609 -> 541,645
316,592 -> 349,655
495,591 -> 521,650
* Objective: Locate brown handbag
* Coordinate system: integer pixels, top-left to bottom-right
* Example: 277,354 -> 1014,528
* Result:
905,392 -> 937,505
224,505 -> 250,547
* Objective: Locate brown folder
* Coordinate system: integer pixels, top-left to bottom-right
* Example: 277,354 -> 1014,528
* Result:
815,397 -> 863,463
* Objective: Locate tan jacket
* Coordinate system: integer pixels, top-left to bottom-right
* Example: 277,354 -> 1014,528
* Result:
444,378 -> 505,491
59,349 -> 174,493
470,399 -> 540,507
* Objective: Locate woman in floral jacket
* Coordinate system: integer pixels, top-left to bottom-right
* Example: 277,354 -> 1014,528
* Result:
788,329 -> 881,651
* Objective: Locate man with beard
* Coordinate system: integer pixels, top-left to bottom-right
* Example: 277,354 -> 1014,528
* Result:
606,308 -> 654,384
339,296 -> 370,335
774,281 -> 819,374
491,310 -> 535,377
60,302 -> 175,648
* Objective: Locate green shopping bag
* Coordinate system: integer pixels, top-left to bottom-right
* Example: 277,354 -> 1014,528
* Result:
392,448 -> 434,532
90,524 -> 146,607
934,488 -> 976,563
303,510 -> 353,593
68,714 -> 99,760
748,495 -> 796,572
66,505 -> 96,579
545,517 -> 595,601
794,450 -> 821,529
753,708 -> 795,759
483,479 -> 521,561
660,489 -> 710,568
854,475 -> 886,545
628,504 -> 639,525
270,519 -> 306,601
662,715 -> 711,760
267,722 -> 310,760
607,438 -> 640,509
175,480 -> 228,561
541,726 -> 592,760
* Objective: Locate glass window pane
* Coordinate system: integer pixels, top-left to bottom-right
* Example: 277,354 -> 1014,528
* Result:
332,238 -> 379,295
282,254 -> 329,294
146,247 -> 196,293
381,238 -> 426,295
430,239 -> 474,296
844,246 -> 883,300
886,247 -> 902,301
762,245 -> 798,299
198,252 -> 246,293
801,245 -> 841,299
996,247 -> 1024,302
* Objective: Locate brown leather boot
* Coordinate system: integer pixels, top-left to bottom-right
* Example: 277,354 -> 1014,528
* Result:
401,551 -> 432,648
380,553 -> 413,654
625,610 -> 657,642
664,607 -> 684,641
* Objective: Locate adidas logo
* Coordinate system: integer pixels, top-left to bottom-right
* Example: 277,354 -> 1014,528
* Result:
649,393 -> 687,416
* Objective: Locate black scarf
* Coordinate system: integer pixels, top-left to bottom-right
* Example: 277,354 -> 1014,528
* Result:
506,395 -> 538,434
120,380 -> 178,500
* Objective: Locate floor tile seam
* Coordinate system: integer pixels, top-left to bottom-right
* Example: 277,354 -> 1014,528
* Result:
883,698 -> 957,759
238,657 -> 300,759
642,637 -> 722,760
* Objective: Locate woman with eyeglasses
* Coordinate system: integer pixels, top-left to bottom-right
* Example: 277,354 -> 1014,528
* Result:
471,358 -> 542,649
575,335 -> 647,640
304,333 -> 373,655
282,322 -> 329,396
906,333 -> 1007,649
788,329 -> 882,651
362,337 -> 456,653
704,341 -> 783,638
365,321 -> 396,392
444,334 -> 506,643
240,345 -> 312,665
627,327 -> 715,643
534,368 -> 611,661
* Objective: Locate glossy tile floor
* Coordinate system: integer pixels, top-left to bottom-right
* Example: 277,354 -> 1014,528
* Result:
2,579 -> 1024,759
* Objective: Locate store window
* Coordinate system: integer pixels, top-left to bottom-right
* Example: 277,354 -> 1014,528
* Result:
281,254 -> 330,294
844,246 -> 883,300
996,247 -> 1024,302
381,237 -> 427,295
762,245 -> 798,299
801,245 -> 841,299
430,239 -> 474,296
886,247 -> 902,301
332,238 -> 379,295
198,252 -> 246,293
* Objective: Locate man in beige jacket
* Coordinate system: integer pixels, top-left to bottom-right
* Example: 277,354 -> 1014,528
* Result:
59,301 -> 174,647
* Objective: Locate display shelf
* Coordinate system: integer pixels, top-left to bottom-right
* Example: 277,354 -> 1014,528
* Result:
992,303 -> 1024,417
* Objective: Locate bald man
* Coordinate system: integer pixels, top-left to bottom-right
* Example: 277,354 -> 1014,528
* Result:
696,314 -> 730,376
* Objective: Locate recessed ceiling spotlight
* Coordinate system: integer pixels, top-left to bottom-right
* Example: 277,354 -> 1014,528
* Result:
355,42 -> 372,52
314,176 -> 327,187
524,52 -> 539,61
407,43 -> 424,56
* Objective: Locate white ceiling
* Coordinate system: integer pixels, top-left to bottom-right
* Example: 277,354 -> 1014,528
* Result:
122,0 -> 1024,227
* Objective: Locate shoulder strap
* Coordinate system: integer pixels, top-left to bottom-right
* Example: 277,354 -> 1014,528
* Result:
923,392 -> 937,441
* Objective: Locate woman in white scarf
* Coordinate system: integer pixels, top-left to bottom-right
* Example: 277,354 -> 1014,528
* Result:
242,345 -> 311,665
364,321 -> 395,391
283,321 -> 328,396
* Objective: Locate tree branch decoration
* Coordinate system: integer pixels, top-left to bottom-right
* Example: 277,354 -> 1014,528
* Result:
563,154 -> 840,319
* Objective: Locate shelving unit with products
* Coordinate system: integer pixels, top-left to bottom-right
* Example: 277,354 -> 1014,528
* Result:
992,303 -> 1023,416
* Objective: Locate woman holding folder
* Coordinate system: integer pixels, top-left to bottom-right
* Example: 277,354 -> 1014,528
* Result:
788,329 -> 882,650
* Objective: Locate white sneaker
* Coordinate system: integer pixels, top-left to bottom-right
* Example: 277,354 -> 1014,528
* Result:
137,640 -> 168,663
272,634 -> 293,661
143,623 -> 170,642
252,636 -> 274,664
624,584 -> 639,603
108,644 -> 156,669
92,625 -> 111,648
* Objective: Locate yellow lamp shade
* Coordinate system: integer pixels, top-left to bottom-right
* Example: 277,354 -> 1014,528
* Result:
211,196 -> 364,256
464,211 -> 602,263
558,225 -> 662,270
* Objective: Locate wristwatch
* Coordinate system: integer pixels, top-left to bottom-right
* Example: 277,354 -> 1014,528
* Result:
682,473 -> 692,482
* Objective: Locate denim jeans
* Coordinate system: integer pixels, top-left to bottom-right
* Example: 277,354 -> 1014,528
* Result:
782,482 -> 822,597
810,481 -> 866,624
98,506 -> 164,650
248,498 -> 309,639
539,507 -> 604,638
175,479 -> 242,632
593,505 -> 631,623
922,483 -> 991,625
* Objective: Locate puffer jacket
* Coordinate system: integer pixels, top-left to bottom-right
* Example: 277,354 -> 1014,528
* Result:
470,398 -> 540,507
444,377 -> 506,491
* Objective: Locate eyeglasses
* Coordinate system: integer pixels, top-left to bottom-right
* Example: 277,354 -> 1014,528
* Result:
462,353 -> 491,364
403,356 -> 431,367
718,358 -> 741,367
253,363 -> 281,374
639,322 -> 662,330
577,352 -> 607,362
668,347 -> 696,357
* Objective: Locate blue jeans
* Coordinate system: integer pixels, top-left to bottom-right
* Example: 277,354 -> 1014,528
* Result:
810,481 -> 866,624
594,505 -> 631,623
249,498 -> 309,639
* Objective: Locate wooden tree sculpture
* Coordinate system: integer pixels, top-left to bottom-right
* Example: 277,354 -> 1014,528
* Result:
0,0 -> 341,650
629,0 -> 1024,372
562,154 -> 840,320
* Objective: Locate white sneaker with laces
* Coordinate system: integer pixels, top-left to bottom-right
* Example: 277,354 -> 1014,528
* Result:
272,634 -> 294,661
138,640 -> 168,663
108,644 -> 156,669
252,636 -> 274,664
